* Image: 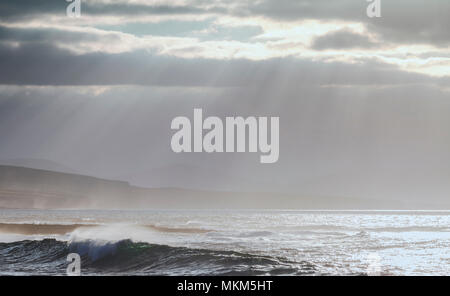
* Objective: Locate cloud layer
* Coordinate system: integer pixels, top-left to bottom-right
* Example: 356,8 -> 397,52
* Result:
0,1 -> 449,205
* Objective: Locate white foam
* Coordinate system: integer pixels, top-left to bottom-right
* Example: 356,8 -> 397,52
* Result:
68,224 -> 160,244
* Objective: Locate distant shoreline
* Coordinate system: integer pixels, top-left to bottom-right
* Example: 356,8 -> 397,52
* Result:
0,165 -> 448,210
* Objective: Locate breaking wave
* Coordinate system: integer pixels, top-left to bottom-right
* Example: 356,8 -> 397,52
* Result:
0,238 -> 316,276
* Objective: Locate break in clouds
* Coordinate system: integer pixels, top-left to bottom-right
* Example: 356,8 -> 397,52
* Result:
0,0 -> 449,207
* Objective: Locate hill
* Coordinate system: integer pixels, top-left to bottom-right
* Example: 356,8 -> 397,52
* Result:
0,165 -> 444,210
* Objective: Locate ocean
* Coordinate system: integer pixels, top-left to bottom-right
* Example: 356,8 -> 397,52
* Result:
0,209 -> 449,275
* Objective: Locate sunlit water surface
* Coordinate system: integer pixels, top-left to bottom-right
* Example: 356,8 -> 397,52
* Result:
0,209 -> 448,275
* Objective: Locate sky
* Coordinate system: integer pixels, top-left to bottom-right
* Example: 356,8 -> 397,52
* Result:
0,0 -> 449,205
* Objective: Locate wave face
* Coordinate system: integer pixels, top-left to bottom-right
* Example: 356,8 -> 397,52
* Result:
0,239 -> 315,276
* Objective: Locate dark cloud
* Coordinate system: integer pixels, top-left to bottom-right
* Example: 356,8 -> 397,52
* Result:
237,0 -> 364,21
311,30 -> 379,50
243,0 -> 450,46
0,0 -> 66,19
0,25 -> 115,44
0,42 -> 444,87
0,0 -> 211,21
